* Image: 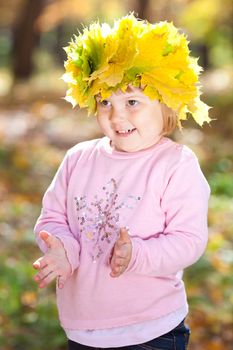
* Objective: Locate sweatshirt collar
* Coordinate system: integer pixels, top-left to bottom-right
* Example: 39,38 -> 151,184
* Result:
99,136 -> 170,159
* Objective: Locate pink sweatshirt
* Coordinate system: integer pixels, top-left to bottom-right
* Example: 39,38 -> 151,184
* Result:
34,136 -> 210,330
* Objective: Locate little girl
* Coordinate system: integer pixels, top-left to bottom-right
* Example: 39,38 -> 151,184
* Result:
33,14 -> 210,350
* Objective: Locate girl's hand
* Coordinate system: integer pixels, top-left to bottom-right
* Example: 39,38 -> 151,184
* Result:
33,231 -> 72,289
110,227 -> 132,278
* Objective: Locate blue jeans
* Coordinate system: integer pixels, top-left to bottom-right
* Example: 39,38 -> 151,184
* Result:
68,320 -> 190,350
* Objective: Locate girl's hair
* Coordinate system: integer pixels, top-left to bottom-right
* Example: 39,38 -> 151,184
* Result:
160,103 -> 178,136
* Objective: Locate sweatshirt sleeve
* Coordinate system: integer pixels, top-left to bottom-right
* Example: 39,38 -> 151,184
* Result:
126,148 -> 210,276
34,151 -> 80,273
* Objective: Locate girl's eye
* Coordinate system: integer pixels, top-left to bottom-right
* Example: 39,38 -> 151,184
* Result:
100,100 -> 111,107
127,100 -> 138,106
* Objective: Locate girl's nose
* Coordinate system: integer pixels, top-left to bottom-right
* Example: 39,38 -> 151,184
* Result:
109,107 -> 125,124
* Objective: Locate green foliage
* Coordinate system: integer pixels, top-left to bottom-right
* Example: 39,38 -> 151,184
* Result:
0,34 -> 11,67
0,142 -> 67,349
209,173 -> 233,196
0,242 -> 66,349
179,0 -> 233,68
184,195 -> 233,349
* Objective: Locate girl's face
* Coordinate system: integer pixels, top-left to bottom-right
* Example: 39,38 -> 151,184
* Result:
96,87 -> 164,152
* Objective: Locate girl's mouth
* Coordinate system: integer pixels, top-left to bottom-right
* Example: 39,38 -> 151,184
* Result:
116,128 -> 137,136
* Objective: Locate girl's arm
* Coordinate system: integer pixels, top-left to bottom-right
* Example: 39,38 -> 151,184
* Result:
126,153 -> 210,276
34,151 -> 80,274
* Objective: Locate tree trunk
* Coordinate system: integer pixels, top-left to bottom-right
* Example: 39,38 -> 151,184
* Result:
55,23 -> 66,65
135,0 -> 150,19
12,0 -> 47,80
199,43 -> 209,70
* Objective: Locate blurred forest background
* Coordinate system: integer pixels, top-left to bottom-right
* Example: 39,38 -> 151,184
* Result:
0,0 -> 232,349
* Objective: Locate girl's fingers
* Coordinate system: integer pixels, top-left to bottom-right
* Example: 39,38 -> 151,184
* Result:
113,256 -> 126,266
118,227 -> 131,244
109,231 -> 132,278
39,231 -> 62,250
110,264 -> 126,277
34,263 -> 69,287
37,270 -> 58,288
110,256 -> 128,277
33,257 -> 47,270
57,276 -> 66,289
39,231 -> 52,247
114,245 -> 131,258
110,266 -> 120,277
34,265 -> 53,282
